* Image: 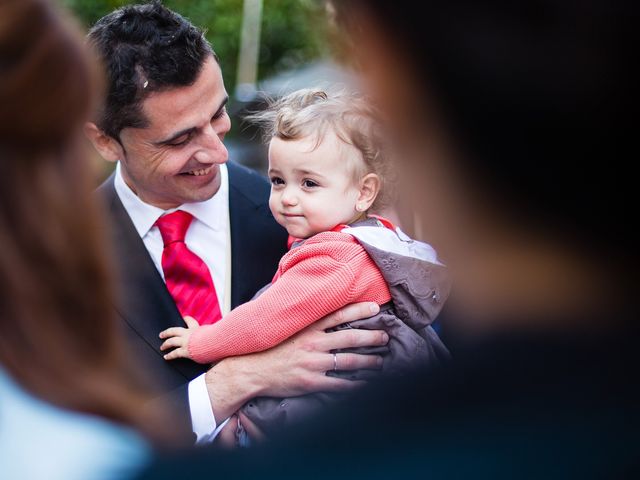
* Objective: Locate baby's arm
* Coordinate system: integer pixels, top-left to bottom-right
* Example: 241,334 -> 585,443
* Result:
159,316 -> 200,360
186,240 -> 390,364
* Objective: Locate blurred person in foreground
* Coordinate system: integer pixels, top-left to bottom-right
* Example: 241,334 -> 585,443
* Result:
84,0 -> 391,447
137,0 -> 639,478
0,0 -> 170,478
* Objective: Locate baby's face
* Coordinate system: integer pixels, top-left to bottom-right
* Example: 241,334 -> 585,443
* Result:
268,131 -> 362,239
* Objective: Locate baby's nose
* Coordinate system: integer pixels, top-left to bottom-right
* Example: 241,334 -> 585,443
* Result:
282,192 -> 298,206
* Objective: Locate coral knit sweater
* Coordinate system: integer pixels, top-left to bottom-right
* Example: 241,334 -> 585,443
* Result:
188,230 -> 392,364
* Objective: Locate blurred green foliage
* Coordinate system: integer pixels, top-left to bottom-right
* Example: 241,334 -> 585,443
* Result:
63,0 -> 327,95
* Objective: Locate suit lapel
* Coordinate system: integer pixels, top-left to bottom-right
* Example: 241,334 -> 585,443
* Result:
100,174 -> 207,380
228,163 -> 267,308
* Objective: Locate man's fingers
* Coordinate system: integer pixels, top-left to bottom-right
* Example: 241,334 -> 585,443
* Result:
316,302 -> 380,330
297,351 -> 383,374
238,412 -> 266,443
312,376 -> 367,393
329,352 -> 384,371
183,316 -> 199,328
159,327 -> 185,339
318,327 -> 389,351
159,337 -> 185,351
215,415 -> 238,449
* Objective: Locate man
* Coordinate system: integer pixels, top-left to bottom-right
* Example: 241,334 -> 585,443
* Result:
85,2 -> 387,443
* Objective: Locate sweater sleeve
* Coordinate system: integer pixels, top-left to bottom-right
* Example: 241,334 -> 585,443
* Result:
188,235 -> 391,364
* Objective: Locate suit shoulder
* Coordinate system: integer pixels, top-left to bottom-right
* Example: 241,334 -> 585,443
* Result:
95,172 -> 117,205
227,161 -> 270,205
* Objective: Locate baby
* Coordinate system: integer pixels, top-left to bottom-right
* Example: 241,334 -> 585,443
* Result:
159,89 -> 450,438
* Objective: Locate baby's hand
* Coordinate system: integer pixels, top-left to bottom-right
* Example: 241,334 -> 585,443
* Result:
159,316 -> 200,361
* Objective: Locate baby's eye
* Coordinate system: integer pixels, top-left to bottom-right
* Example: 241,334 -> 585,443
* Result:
302,179 -> 319,188
270,176 -> 285,186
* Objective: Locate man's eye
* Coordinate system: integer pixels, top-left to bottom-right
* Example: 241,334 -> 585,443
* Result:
270,177 -> 285,186
302,179 -> 319,188
168,134 -> 191,147
212,107 -> 227,120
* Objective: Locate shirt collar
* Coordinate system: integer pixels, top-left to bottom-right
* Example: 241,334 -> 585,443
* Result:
114,162 -> 229,238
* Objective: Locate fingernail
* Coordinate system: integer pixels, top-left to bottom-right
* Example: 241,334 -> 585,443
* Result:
377,357 -> 383,367
382,332 -> 389,344
369,303 -> 379,314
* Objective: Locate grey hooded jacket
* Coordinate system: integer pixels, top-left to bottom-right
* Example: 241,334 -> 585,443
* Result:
240,218 -> 451,438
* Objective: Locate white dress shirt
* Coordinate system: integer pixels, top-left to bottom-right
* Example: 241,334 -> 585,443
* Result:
114,162 -> 230,443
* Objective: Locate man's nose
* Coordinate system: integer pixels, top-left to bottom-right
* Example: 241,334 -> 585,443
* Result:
195,124 -> 228,164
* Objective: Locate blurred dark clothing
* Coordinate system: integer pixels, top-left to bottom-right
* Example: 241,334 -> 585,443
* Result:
136,320 -> 640,479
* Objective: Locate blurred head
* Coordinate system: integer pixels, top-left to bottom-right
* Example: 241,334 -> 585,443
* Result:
0,0 -> 163,438
0,0 -> 91,149
331,1 -> 637,325
251,89 -> 388,238
85,1 -> 230,209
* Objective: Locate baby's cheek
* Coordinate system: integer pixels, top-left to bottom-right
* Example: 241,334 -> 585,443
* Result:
268,194 -> 278,215
313,212 -> 336,232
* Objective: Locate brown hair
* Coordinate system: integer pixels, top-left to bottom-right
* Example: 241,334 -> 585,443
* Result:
248,88 -> 395,212
0,0 -> 166,441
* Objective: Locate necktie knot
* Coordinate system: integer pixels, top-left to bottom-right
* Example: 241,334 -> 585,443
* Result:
156,210 -> 193,247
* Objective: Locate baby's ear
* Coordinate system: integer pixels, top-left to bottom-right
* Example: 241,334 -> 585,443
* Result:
357,173 -> 381,212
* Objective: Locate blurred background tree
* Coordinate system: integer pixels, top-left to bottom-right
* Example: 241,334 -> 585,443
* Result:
63,0 -> 328,105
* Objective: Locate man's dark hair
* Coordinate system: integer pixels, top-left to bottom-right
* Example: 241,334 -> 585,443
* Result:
87,1 -> 215,139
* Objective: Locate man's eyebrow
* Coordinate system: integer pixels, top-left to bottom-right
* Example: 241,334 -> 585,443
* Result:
154,95 -> 230,146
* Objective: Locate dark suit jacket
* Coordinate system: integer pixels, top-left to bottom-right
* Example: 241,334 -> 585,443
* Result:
97,161 -> 288,421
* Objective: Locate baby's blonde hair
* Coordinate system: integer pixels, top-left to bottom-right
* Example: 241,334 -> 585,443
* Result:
247,88 -> 393,212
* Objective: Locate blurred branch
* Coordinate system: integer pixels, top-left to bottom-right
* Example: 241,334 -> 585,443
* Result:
235,0 -> 263,101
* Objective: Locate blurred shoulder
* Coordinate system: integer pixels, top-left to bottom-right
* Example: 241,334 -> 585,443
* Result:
0,368 -> 150,480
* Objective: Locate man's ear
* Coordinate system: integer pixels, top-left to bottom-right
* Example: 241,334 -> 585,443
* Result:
356,173 -> 381,212
83,122 -> 124,163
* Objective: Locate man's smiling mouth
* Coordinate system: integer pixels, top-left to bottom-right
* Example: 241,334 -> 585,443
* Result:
181,166 -> 213,176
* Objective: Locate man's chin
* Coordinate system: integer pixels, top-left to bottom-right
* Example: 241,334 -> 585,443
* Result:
190,182 -> 221,204
177,166 -> 221,200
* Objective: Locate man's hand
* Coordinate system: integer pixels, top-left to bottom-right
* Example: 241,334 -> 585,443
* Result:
214,412 -> 266,449
205,302 -> 388,421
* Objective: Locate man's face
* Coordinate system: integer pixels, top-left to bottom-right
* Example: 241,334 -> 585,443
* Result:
118,56 -> 231,209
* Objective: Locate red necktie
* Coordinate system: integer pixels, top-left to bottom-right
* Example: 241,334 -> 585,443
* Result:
155,210 -> 222,325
